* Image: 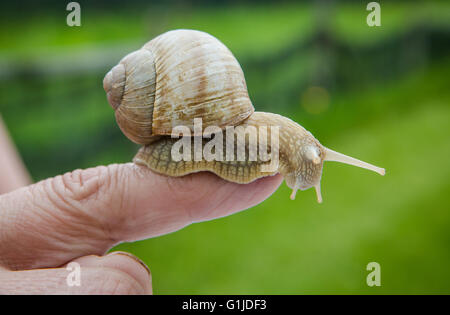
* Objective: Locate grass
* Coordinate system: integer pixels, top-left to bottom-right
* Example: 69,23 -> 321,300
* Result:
1,2 -> 449,60
333,1 -> 450,44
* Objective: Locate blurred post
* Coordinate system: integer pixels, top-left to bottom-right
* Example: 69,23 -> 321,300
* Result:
0,115 -> 32,194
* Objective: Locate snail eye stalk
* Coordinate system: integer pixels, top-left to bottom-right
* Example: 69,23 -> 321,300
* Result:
315,184 -> 323,204
324,147 -> 385,176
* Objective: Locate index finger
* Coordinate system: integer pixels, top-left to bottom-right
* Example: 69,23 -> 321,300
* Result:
0,163 -> 282,270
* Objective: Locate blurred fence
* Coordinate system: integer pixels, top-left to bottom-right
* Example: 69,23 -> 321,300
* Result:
0,2 -> 449,180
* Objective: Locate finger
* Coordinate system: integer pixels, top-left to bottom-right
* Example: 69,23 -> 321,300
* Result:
0,251 -> 152,295
0,115 -> 32,194
0,163 -> 282,270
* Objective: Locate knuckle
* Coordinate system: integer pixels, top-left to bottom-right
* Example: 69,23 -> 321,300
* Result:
37,165 -> 127,244
45,165 -> 122,207
60,166 -> 108,202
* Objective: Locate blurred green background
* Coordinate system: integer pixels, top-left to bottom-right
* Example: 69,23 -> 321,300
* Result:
1,0 -> 449,294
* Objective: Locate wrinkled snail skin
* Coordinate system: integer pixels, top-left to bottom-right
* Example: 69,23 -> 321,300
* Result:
133,111 -> 323,186
104,29 -> 385,203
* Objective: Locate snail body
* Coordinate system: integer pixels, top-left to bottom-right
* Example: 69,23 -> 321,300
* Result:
104,29 -> 385,203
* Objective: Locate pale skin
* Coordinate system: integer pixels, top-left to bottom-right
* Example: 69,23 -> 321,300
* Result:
0,115 -> 282,294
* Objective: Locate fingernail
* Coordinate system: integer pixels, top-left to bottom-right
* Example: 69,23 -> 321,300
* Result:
108,251 -> 151,276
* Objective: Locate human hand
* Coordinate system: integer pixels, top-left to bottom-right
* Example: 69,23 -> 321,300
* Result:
0,163 -> 282,294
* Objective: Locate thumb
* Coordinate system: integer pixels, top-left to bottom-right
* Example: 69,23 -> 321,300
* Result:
0,251 -> 152,295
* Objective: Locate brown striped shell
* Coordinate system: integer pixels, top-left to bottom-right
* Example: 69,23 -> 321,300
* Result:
103,29 -> 254,145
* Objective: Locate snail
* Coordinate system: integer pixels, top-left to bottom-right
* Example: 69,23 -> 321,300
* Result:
103,29 -> 385,203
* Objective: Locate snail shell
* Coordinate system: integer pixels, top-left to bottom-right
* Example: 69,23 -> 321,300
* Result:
103,29 -> 254,144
